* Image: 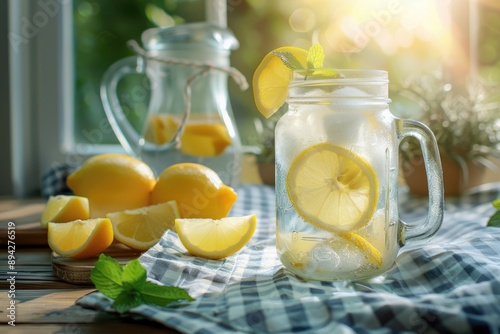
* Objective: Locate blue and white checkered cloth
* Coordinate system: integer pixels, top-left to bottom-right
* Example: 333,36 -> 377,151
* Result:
76,183 -> 500,333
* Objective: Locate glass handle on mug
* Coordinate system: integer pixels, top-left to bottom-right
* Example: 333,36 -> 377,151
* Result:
100,56 -> 145,157
397,119 -> 444,243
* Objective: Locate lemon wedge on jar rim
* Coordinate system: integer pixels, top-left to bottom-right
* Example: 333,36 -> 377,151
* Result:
252,46 -> 308,118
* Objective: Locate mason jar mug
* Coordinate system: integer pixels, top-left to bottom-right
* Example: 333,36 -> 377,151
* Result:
275,70 -> 444,281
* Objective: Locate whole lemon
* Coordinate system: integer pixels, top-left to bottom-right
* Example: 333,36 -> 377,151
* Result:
150,163 -> 237,219
67,153 -> 156,218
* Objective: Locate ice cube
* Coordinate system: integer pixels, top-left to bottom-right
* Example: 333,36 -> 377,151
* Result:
275,107 -> 327,166
326,239 -> 369,272
308,243 -> 341,272
329,86 -> 371,98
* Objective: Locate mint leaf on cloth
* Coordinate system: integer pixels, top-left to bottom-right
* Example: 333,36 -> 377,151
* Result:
113,289 -> 143,313
90,254 -> 123,299
487,199 -> 500,227
486,199 -> 500,227
121,257 -> 147,290
141,282 -> 194,306
487,211 -> 500,227
90,254 -> 193,313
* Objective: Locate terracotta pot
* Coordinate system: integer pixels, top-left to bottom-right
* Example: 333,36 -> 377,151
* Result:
257,162 -> 275,185
403,155 -> 485,197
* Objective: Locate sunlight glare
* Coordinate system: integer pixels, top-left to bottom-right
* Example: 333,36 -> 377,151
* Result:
289,8 -> 317,33
286,0 -> 454,58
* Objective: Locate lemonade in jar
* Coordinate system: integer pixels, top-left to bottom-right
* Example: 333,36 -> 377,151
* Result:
253,45 -> 444,281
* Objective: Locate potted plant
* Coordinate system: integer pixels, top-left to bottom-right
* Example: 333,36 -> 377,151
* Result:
393,70 -> 500,196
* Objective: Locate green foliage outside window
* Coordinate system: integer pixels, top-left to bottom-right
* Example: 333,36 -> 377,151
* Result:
74,0 -> 500,149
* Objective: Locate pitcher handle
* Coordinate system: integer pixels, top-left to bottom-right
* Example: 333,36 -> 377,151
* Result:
100,56 -> 144,156
397,119 -> 444,243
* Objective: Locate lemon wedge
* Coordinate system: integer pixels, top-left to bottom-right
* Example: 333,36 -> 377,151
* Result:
48,218 -> 114,259
41,195 -> 89,228
107,201 -> 180,251
175,214 -> 257,260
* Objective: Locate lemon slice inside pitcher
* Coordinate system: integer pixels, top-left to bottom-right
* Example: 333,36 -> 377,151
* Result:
144,114 -> 231,157
286,143 -> 379,232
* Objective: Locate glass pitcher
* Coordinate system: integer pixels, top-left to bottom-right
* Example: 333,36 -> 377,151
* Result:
101,23 -> 246,187
275,70 -> 444,281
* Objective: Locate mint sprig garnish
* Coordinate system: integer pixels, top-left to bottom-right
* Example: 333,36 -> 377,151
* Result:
487,199 -> 500,227
272,51 -> 306,70
90,254 -> 194,313
493,199 -> 500,210
311,68 -> 341,77
272,43 -> 339,78
307,43 -> 324,69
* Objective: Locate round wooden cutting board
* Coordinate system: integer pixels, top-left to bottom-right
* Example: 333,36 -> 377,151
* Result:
51,243 -> 143,284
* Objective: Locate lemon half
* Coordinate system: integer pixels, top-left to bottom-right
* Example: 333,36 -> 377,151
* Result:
151,163 -> 237,219
66,153 -> 156,218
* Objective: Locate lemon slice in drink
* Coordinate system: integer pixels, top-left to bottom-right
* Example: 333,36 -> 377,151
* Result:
287,143 -> 378,232
253,46 -> 308,118
175,214 -> 257,260
337,232 -> 383,267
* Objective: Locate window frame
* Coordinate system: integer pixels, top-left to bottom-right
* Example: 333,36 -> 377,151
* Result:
8,0 -> 124,197
8,0 -> 257,198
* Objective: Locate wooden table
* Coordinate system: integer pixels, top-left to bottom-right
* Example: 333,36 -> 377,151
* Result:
0,198 -> 180,333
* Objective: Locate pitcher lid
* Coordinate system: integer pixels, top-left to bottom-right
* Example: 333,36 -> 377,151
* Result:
141,22 -> 239,51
